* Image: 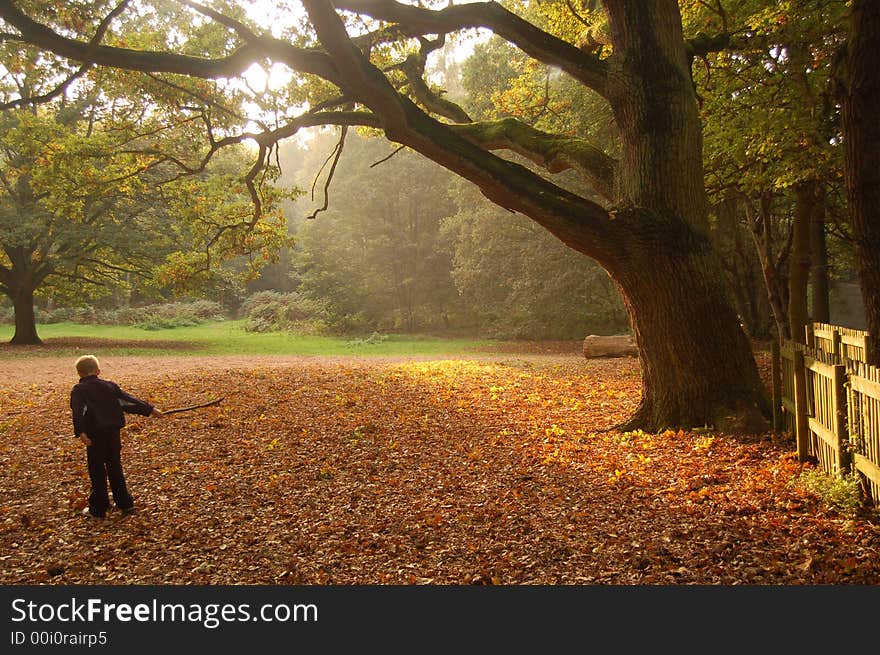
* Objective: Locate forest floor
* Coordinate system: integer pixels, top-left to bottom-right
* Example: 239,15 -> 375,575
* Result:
1,343 -> 879,585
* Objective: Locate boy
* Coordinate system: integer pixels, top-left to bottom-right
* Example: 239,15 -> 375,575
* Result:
70,355 -> 163,519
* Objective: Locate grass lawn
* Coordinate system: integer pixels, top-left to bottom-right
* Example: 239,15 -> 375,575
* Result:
0,320 -> 492,358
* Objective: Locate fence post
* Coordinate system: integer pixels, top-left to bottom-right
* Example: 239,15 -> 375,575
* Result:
833,364 -> 851,475
846,360 -> 860,461
831,329 -> 841,359
866,334 -> 875,366
771,340 -> 782,432
793,349 -> 810,462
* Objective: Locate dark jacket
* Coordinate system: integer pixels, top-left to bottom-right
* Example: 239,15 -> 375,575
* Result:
70,375 -> 154,437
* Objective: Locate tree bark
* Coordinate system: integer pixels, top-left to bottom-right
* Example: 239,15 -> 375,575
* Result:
840,0 -> 880,364
610,211 -> 770,431
789,182 -> 814,343
2,245 -> 49,346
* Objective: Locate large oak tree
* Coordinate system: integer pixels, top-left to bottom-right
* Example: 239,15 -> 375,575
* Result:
0,0 -> 771,430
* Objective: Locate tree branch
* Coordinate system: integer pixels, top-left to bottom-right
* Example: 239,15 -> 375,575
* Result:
452,118 -> 617,202
178,0 -> 259,41
393,36 -> 472,123
335,0 -> 610,97
301,0 -> 616,260
142,72 -> 243,122
3,0 -> 617,260
0,1 -> 131,110
0,0 -> 341,84
685,31 -> 732,59
163,397 -> 223,415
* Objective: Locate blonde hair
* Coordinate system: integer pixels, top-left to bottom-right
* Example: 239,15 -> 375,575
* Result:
75,355 -> 100,377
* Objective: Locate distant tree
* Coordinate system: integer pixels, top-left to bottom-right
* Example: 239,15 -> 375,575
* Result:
453,35 -> 626,339
0,99 -> 288,344
0,103 -> 168,343
279,127 -> 626,338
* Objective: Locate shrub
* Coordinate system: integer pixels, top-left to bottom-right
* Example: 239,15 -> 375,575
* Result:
35,307 -> 73,324
3,300 -> 227,329
151,300 -> 224,322
72,307 -> 99,324
241,291 -> 330,334
107,301 -> 225,329
791,469 -> 864,517
110,307 -> 146,325
136,316 -> 200,330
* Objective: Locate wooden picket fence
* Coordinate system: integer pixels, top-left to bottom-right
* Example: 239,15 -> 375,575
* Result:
847,361 -> 880,507
806,321 -> 873,364
776,323 -> 880,507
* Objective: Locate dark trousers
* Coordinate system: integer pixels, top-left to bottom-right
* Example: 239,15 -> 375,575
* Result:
86,429 -> 134,516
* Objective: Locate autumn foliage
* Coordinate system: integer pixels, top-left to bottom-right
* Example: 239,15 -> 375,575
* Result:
0,349 -> 878,584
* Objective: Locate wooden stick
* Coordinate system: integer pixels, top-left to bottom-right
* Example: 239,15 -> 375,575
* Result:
163,398 -> 224,415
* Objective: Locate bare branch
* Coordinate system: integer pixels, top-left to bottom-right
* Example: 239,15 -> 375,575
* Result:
244,143 -> 268,221
395,37 -> 472,123
307,126 -> 348,220
370,144 -> 405,168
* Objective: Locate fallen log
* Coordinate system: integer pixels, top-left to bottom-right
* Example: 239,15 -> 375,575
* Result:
582,334 -> 638,359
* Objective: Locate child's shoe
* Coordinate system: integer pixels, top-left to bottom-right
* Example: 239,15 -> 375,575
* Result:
81,507 -> 105,519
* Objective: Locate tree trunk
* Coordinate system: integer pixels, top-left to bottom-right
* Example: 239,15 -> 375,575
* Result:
789,182 -> 814,343
610,212 -> 770,431
9,283 -> 41,345
713,197 -> 774,339
747,194 -> 790,340
809,186 -> 830,323
840,0 -> 880,364
593,0 -> 769,430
